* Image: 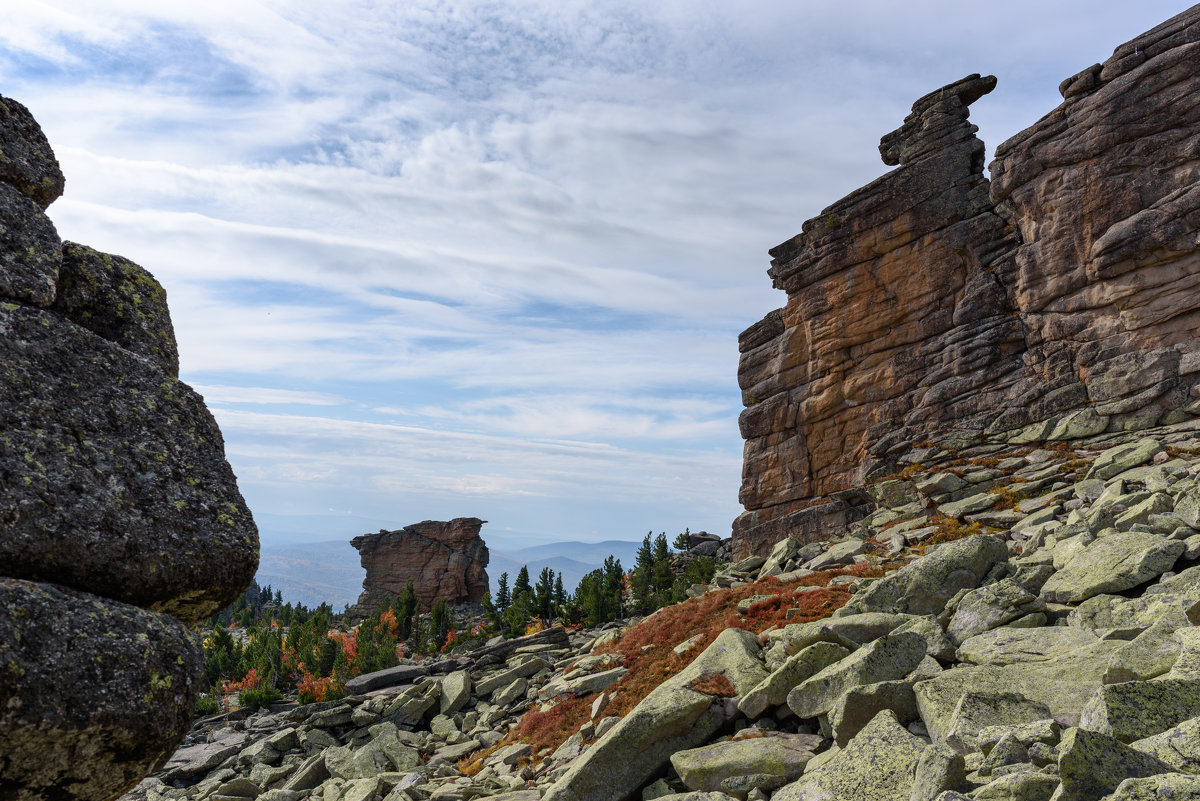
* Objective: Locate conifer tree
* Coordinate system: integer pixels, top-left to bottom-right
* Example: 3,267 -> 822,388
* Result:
495,572 -> 511,612
535,567 -> 555,622
513,565 -> 532,598
553,573 -> 566,609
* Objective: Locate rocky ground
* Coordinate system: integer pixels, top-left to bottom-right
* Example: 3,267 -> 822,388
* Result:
123,417 -> 1200,801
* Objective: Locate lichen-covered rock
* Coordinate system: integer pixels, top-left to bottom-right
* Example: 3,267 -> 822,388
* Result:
1080,680 -> 1200,743
350,518 -> 489,612
1129,715 -> 1200,774
0,578 -> 203,801
542,628 -> 766,801
1101,774 -> 1200,800
0,304 -> 258,623
52,242 -> 181,376
0,181 -> 61,305
1039,530 -> 1185,604
1067,565 -> 1200,635
915,640 -> 1121,747
0,95 -> 256,801
956,627 -> 1099,666
669,734 -> 822,798
1055,728 -> 1174,801
774,711 -> 926,801
739,641 -> 850,719
837,535 -> 1008,617
0,95 -> 64,208
788,632 -> 925,718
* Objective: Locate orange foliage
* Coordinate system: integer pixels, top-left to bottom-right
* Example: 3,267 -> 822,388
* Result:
297,671 -> 342,703
379,608 -> 399,638
524,619 -> 547,636
224,667 -> 261,693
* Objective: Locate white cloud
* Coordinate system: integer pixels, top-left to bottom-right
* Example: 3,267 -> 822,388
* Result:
190,385 -> 348,406
5,0 -> 1190,548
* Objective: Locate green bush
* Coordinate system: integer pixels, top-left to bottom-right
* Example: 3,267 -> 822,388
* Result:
194,694 -> 219,716
238,686 -> 283,710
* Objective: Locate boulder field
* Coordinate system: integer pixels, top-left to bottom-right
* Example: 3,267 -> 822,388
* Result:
123,422 -> 1200,801
734,3 -> 1200,561
0,96 -> 258,800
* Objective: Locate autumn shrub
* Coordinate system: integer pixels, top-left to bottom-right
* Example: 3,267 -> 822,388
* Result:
918,515 -> 988,551
297,671 -> 345,704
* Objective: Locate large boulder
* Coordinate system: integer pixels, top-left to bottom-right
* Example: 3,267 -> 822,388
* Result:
0,579 -> 204,801
0,96 -> 63,208
542,628 -> 767,801
350,518 -> 489,612
1040,530 -> 1185,604
0,303 -> 258,622
837,535 -> 1008,617
0,93 -> 257,801
773,710 -> 926,801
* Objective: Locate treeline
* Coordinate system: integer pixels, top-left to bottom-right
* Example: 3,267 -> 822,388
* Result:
198,579 -> 471,712
483,531 -> 715,633
198,531 -> 717,714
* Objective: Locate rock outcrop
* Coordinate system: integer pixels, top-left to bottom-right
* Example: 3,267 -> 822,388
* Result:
350,519 -> 489,613
735,5 -> 1200,558
0,95 -> 258,800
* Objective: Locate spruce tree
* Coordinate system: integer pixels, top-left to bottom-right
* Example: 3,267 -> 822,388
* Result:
513,565 -> 532,598
495,572 -> 511,612
535,567 -> 554,622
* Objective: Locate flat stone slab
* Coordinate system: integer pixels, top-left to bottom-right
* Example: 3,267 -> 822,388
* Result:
344,664 -> 429,695
1040,530 -> 1184,604
957,626 -> 1100,666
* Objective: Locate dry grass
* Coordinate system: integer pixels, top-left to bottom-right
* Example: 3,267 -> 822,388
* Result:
689,673 -> 735,696
917,514 -> 989,551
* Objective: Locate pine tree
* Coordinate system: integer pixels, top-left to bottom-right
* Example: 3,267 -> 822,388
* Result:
513,565 -> 532,598
393,580 -> 418,641
535,567 -> 555,622
652,532 -> 674,600
553,573 -> 566,610
603,555 -> 624,620
632,533 -> 654,610
430,598 -> 452,651
673,528 -> 691,552
495,572 -> 511,612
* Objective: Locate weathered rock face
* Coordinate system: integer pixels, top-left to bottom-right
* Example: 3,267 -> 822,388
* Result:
351,518 -> 489,612
735,6 -> 1200,558
0,95 -> 258,801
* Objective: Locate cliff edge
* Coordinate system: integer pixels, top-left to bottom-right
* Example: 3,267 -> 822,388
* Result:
735,5 -> 1200,558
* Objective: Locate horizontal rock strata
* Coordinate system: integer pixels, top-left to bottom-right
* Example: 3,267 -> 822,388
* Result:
350,518 -> 490,613
734,4 -> 1200,559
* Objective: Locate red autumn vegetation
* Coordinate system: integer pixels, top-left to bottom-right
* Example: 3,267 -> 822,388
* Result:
689,673 -> 735,696
461,558 -> 910,771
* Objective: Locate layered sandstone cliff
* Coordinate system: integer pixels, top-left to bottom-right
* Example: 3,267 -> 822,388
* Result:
0,96 -> 259,800
735,6 -> 1200,558
350,518 -> 490,614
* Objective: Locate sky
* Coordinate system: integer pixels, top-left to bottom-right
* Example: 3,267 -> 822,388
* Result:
1,0 -> 1190,552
